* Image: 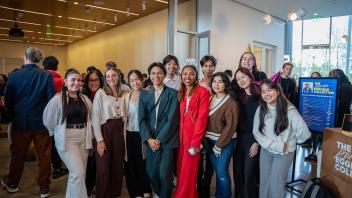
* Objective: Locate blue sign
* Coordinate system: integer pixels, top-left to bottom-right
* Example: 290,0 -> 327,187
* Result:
299,78 -> 339,133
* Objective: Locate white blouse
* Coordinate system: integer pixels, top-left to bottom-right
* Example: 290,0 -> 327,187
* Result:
92,88 -> 125,142
127,100 -> 139,132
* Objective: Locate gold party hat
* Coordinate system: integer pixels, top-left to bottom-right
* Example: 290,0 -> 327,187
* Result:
245,43 -> 252,53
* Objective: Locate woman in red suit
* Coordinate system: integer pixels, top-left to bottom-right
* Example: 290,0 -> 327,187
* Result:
174,65 -> 210,198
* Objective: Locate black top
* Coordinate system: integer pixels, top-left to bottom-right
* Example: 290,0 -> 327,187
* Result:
66,97 -> 88,124
280,77 -> 296,105
336,82 -> 352,127
253,71 -> 267,82
238,95 -> 260,150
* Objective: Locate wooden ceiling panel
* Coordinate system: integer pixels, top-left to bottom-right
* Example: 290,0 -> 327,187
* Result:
0,0 -> 180,46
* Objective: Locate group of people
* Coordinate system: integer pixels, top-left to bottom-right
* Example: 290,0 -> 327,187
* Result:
1,46 -> 351,198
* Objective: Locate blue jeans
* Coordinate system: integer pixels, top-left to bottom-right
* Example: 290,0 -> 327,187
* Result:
208,138 -> 236,198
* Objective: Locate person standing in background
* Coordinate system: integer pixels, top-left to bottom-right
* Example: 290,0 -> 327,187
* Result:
279,63 -> 296,105
43,56 -> 68,180
199,55 -> 216,92
174,65 -> 210,198
197,55 -> 216,198
2,47 -> 55,198
238,52 -> 267,82
163,55 -> 181,91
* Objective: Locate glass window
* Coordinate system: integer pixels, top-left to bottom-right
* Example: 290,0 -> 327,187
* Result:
330,16 -> 349,72
303,18 -> 330,45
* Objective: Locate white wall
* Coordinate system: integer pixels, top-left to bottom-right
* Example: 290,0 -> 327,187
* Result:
66,8 -> 168,74
210,0 -> 285,74
0,41 -> 67,75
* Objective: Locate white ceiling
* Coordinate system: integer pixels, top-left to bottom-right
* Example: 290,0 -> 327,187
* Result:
233,0 -> 352,21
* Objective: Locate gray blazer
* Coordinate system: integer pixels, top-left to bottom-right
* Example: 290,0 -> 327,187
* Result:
138,86 -> 179,149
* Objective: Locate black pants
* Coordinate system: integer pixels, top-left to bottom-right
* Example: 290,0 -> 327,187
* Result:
234,143 -> 260,198
124,132 -> 152,198
85,149 -> 96,195
146,147 -> 175,198
197,138 -> 214,198
51,136 -> 63,170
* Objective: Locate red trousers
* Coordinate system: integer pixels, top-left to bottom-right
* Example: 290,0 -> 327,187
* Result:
8,131 -> 52,188
173,144 -> 200,198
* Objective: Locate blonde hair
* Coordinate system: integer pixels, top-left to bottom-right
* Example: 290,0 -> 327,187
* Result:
103,67 -> 124,97
24,47 -> 43,63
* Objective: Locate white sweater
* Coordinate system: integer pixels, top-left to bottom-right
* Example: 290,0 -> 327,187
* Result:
43,94 -> 93,151
92,88 -> 126,142
253,105 -> 311,155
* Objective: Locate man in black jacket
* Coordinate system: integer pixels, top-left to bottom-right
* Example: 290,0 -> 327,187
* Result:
1,47 -> 55,198
280,62 -> 296,105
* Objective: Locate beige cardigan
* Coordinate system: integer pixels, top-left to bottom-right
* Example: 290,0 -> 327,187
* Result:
43,93 -> 93,151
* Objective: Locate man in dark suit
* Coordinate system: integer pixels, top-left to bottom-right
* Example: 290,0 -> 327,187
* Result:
2,47 -> 55,197
139,62 -> 179,198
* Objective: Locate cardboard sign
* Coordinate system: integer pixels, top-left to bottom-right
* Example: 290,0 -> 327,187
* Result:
321,128 -> 352,198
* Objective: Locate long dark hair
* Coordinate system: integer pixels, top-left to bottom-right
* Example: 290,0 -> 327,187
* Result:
61,68 -> 86,123
210,72 -> 235,99
233,67 -> 260,102
82,68 -> 104,99
331,69 -> 351,85
259,79 -> 289,135
178,65 -> 199,102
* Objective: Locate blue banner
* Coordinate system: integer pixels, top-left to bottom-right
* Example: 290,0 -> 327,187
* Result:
299,78 -> 338,133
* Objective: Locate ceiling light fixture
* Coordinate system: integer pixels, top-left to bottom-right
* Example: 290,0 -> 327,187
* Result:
114,14 -> 118,23
142,1 -> 147,11
55,25 -> 97,32
0,18 -> 41,26
0,6 -> 52,16
0,26 -> 34,32
45,32 -> 83,38
155,0 -> 168,4
94,0 -> 104,6
34,41 -> 65,46
39,37 -> 72,42
263,14 -> 272,25
288,8 -> 306,21
0,38 -> 24,42
87,4 -> 138,16
74,2 -> 79,5
58,15 -> 62,18
67,16 -> 115,25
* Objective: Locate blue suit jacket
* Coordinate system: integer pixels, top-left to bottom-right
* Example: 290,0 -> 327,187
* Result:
5,64 -> 55,132
138,85 -> 179,149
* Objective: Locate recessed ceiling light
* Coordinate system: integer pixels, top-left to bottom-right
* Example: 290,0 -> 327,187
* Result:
313,13 -> 318,16
0,38 -> 24,43
74,2 -> 79,5
46,24 -> 51,27
55,25 -> 97,32
155,0 -> 168,4
38,32 -> 41,34
94,0 -> 104,6
46,32 -> 83,38
0,5 -> 52,16
58,15 -> 62,18
67,16 -> 115,25
0,18 -> 41,26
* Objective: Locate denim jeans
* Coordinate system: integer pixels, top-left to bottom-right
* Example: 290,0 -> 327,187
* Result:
208,138 -> 236,198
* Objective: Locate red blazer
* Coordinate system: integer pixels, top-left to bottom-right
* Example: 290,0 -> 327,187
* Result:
179,86 -> 210,149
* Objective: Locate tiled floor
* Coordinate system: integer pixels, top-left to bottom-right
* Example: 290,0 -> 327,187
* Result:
0,127 -> 316,198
